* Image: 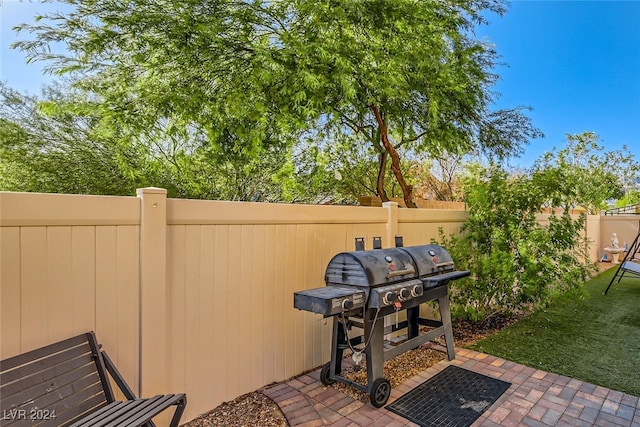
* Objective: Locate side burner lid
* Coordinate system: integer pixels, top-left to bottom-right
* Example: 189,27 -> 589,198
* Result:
399,244 -> 456,277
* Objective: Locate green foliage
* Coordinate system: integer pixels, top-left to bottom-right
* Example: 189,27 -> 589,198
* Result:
0,83 -> 341,202
307,137 -> 459,204
10,0 -> 540,203
0,83 -> 142,195
442,164 -> 595,321
614,189 -> 640,208
533,132 -> 640,213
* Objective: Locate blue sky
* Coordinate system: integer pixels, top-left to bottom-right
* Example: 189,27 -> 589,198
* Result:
1,1 -> 65,92
1,0 -> 639,168
477,1 -> 640,168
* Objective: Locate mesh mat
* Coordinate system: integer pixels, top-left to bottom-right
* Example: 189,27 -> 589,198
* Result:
386,365 -> 511,427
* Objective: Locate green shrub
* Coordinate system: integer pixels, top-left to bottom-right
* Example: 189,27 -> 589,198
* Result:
441,165 -> 595,320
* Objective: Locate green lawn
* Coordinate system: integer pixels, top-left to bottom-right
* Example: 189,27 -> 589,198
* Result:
469,267 -> 640,396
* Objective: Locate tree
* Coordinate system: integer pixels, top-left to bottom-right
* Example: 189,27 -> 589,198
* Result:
265,1 -> 542,206
0,83 -> 340,202
615,190 -> 640,208
13,0 -> 541,205
412,152 -> 467,201
532,132 -> 640,213
0,83 -> 143,195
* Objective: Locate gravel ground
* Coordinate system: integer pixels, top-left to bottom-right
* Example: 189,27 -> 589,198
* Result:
182,391 -> 288,427
331,344 -> 447,402
181,314 -> 521,427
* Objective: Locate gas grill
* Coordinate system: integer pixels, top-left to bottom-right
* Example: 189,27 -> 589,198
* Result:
294,236 -> 470,407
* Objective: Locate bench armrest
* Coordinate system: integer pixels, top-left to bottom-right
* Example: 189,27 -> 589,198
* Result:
101,350 -> 139,401
100,350 -> 187,427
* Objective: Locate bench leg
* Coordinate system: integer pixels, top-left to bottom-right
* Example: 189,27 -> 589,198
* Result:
170,395 -> 187,427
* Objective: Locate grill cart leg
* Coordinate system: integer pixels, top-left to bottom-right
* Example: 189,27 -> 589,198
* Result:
365,308 -> 390,407
438,295 -> 456,361
407,306 -> 419,340
322,316 -> 348,385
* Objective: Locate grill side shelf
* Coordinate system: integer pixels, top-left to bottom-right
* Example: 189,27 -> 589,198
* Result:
294,287 -> 366,316
421,270 -> 470,288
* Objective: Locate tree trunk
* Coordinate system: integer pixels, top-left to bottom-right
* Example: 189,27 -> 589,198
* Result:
376,151 -> 390,202
370,103 -> 417,208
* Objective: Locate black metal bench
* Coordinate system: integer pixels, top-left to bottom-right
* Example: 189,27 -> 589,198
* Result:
1,332 -> 186,427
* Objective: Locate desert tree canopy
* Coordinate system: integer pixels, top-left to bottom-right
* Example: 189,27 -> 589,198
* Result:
10,0 -> 541,203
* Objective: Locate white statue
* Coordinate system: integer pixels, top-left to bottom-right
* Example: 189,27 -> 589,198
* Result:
611,233 -> 620,249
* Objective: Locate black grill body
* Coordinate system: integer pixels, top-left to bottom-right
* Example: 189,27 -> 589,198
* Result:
293,237 -> 470,407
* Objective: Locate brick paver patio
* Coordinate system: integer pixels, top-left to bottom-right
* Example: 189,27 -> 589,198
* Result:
264,347 -> 640,426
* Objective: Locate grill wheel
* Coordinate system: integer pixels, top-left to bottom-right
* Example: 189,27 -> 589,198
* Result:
320,362 -> 336,386
370,378 -> 391,407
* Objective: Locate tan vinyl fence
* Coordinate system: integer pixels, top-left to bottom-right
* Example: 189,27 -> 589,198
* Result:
0,189 -> 633,422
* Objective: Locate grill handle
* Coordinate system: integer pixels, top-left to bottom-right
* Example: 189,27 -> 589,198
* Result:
434,261 -> 455,268
423,270 -> 470,284
387,266 -> 416,278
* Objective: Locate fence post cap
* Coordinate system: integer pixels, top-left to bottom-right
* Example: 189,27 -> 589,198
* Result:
136,187 -> 167,196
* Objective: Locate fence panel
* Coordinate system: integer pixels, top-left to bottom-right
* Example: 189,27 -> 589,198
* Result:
0,192 -> 141,399
600,216 -> 640,258
397,208 -> 468,245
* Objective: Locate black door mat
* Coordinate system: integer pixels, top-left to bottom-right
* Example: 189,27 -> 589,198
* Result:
386,365 -> 511,427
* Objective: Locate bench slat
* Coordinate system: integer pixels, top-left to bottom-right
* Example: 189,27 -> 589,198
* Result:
1,332 -> 186,427
71,399 -> 149,427
116,394 -> 185,427
43,381 -> 106,420
1,333 -> 110,427
1,340 -> 93,386
2,363 -> 102,410
1,350 -> 96,398
0,335 -> 88,372
0,394 -> 108,427
42,393 -> 108,427
66,395 -> 186,427
104,396 -> 168,427
66,401 -> 127,427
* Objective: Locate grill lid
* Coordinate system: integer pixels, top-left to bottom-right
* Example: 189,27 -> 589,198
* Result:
325,248 -> 418,288
324,244 -> 463,288
400,244 -> 455,277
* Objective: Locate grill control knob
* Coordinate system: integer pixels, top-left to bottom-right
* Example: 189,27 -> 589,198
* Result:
411,284 -> 421,297
398,288 -> 409,300
342,299 -> 353,310
383,292 -> 397,305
